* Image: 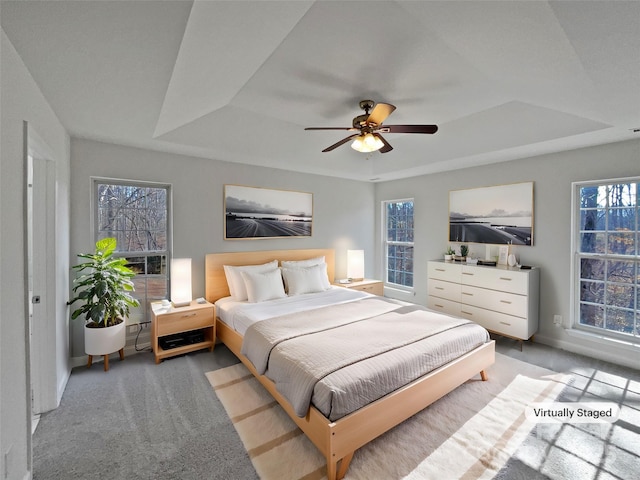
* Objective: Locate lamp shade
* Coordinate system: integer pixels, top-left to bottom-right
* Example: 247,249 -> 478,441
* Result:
347,250 -> 365,281
170,258 -> 192,307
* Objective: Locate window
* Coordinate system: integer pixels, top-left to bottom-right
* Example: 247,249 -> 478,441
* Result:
384,199 -> 414,288
94,180 -> 170,324
573,178 -> 639,342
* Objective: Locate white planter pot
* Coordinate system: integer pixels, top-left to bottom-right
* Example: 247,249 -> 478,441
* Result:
84,320 -> 126,356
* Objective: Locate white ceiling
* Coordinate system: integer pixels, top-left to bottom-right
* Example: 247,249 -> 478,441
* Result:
3,0 -> 639,182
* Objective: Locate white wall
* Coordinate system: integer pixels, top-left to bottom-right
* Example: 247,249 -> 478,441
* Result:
375,139 -> 640,368
69,138 -> 376,357
1,29 -> 71,480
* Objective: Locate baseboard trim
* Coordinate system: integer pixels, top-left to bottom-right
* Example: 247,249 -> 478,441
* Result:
533,332 -> 639,370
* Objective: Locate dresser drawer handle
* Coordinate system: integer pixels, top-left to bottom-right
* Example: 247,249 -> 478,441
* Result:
435,286 -> 444,290
499,321 -> 512,326
499,277 -> 513,281
500,300 -> 512,304
461,310 -> 473,316
435,268 -> 446,272
462,292 -> 473,296
462,272 -> 474,276
434,304 -> 444,308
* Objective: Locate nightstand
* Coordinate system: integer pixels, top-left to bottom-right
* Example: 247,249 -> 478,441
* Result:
334,279 -> 383,296
150,300 -> 215,364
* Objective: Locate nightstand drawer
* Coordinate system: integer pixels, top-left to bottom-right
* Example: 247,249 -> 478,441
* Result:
156,307 -> 214,336
349,282 -> 383,295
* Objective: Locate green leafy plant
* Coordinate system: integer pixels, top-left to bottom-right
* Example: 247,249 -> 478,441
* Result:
68,238 -> 140,328
445,246 -> 455,255
460,244 -> 469,257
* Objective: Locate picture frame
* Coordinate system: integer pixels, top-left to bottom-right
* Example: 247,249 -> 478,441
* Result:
498,245 -> 509,265
449,182 -> 534,245
224,185 -> 313,240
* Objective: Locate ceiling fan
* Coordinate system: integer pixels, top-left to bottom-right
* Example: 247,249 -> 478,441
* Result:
305,100 -> 438,153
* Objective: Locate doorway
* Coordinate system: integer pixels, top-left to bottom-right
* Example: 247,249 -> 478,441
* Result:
24,122 -> 58,425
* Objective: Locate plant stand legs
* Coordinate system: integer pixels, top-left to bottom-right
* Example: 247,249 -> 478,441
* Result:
86,348 -> 125,372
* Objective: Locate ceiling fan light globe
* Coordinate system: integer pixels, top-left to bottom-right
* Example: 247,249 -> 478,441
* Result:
351,133 -> 383,152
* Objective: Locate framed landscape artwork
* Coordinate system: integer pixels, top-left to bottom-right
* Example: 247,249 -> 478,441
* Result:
449,182 -> 534,245
224,185 -> 313,240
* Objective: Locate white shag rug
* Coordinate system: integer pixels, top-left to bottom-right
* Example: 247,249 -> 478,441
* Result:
206,353 -> 569,480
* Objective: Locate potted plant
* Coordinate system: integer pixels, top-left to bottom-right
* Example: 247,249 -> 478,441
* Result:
68,237 -> 140,371
444,246 -> 455,261
460,244 -> 469,260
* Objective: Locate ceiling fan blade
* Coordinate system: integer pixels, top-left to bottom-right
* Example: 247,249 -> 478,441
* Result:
382,124 -> 438,134
366,103 -> 396,126
376,134 -> 393,153
322,134 -> 359,152
305,127 -> 357,131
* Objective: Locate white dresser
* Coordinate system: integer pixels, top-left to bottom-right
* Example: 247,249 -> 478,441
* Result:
427,260 -> 539,343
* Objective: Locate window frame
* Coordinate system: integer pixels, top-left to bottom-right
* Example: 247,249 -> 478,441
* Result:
570,176 -> 639,344
92,178 -> 172,324
382,198 -> 415,291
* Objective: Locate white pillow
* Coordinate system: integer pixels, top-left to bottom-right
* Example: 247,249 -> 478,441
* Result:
281,256 -> 325,269
224,260 -> 278,301
282,263 -> 330,296
240,268 -> 286,303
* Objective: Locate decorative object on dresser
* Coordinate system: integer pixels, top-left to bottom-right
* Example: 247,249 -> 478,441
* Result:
427,260 -> 539,349
444,246 -> 455,261
67,237 -> 140,371
334,278 -> 383,296
150,300 -> 215,364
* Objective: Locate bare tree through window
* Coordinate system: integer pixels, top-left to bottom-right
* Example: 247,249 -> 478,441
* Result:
577,180 -> 638,339
95,181 -> 170,325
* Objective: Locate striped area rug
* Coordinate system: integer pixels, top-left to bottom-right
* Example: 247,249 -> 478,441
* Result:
206,353 -> 570,480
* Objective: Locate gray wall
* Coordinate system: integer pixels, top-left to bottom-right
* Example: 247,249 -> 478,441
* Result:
375,139 -> 640,368
1,29 -> 71,480
70,138 -> 376,357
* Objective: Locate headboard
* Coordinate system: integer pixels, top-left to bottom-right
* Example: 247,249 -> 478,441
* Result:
205,249 -> 335,303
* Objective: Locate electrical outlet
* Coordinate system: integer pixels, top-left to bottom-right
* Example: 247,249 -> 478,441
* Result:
553,314 -> 562,326
128,325 -> 138,334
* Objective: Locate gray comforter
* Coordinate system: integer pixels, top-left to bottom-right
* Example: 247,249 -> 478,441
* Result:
242,297 -> 489,419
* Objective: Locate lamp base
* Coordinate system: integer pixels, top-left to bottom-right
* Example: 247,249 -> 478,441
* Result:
171,300 -> 192,307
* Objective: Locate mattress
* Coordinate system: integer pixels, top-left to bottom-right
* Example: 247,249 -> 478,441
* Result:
221,292 -> 490,421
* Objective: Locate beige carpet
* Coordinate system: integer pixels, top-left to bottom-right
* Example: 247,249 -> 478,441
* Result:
206,353 -> 570,480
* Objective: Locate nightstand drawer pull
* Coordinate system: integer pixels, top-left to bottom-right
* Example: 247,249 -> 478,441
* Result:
461,310 -> 473,316
181,313 -> 198,318
435,286 -> 444,290
500,300 -> 512,304
434,304 -> 444,308
435,268 -> 446,272
499,321 -> 512,326
462,272 -> 474,276
462,292 -> 473,296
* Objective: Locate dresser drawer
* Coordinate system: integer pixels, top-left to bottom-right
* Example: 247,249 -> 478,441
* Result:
428,278 -> 461,303
428,262 -> 462,283
458,304 -> 531,339
156,307 -> 214,336
460,284 -> 528,318
427,296 -> 461,316
461,266 -> 528,295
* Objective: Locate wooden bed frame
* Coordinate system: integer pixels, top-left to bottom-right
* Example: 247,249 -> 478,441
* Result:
205,249 -> 495,480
